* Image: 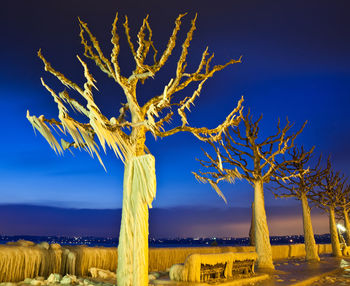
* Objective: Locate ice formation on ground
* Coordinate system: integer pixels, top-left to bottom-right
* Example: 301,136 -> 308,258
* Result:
149,246 -> 254,272
66,246 -> 117,276
0,242 -> 61,282
0,241 -> 334,283
89,268 -> 116,279
169,252 -> 257,282
1,274 -> 113,286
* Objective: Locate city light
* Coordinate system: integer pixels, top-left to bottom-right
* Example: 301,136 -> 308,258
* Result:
337,224 -> 346,233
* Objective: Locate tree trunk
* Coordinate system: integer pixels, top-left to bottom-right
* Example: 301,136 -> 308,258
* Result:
344,209 -> 350,246
117,154 -> 156,286
254,180 -> 274,269
300,193 -> 320,261
329,206 -> 342,257
249,202 -> 255,246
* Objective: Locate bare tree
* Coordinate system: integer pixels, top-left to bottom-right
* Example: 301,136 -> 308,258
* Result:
194,109 -> 306,269
271,147 -> 323,261
26,13 -> 243,286
310,158 -> 345,257
336,184 -> 350,245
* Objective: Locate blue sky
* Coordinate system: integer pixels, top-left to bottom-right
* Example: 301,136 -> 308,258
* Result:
0,0 -> 349,236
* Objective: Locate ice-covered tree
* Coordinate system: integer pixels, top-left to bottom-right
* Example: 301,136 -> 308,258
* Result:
310,158 -> 345,257
26,13 -> 244,286
336,184 -> 350,245
249,202 -> 255,246
271,147 -> 322,262
194,109 -> 306,269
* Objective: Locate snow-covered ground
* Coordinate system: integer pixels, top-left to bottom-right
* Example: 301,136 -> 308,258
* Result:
0,270 -> 169,286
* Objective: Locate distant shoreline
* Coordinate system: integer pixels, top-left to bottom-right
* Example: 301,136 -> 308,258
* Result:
0,234 -> 332,247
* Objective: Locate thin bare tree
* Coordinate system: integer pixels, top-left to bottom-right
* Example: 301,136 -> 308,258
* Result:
270,147 -> 323,261
26,13 -> 243,286
310,158 -> 345,257
194,109 -> 306,269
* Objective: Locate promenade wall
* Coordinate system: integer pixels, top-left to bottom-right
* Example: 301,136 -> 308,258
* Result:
0,243 -> 332,282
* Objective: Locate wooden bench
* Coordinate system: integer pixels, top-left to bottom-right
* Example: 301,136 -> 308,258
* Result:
169,252 -> 257,283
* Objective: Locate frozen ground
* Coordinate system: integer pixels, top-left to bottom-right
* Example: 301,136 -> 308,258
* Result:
252,256 -> 350,286
311,260 -> 350,286
149,255 -> 350,286
0,255 -> 349,286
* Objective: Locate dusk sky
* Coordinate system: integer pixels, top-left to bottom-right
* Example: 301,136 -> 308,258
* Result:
1,0 -> 350,237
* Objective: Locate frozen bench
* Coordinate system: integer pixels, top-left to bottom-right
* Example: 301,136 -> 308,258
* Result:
169,252 -> 258,283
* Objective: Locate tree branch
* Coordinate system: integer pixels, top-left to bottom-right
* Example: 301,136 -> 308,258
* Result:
155,96 -> 243,141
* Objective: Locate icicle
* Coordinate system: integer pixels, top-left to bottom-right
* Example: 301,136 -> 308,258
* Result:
26,111 -> 63,155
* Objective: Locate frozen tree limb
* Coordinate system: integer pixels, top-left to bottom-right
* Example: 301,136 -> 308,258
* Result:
309,157 -> 345,211
270,147 -> 321,199
26,111 -> 63,155
79,17 -> 116,79
156,96 -> 243,141
194,109 -> 307,189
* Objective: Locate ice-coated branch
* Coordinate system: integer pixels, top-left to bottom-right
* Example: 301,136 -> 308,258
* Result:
261,120 -> 307,174
338,184 -> 350,211
143,51 -> 242,118
194,107 -> 308,202
79,13 -> 243,140
269,146 -> 321,200
193,140 -> 254,193
229,108 -> 307,183
31,12 -> 244,164
110,12 -> 122,82
156,13 -> 187,69
38,50 -> 85,95
309,157 -> 346,212
58,90 -> 90,117
142,15 -> 241,115
155,96 -> 244,141
260,123 -> 307,182
26,111 -> 63,155
192,169 -> 243,203
79,18 -> 116,79
175,13 -> 197,78
31,50 -> 134,165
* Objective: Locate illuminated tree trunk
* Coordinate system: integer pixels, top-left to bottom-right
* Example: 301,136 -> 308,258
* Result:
300,193 -> 320,261
254,179 -> 274,269
117,153 -> 156,286
249,202 -> 255,246
344,209 -> 350,246
329,206 -> 342,257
